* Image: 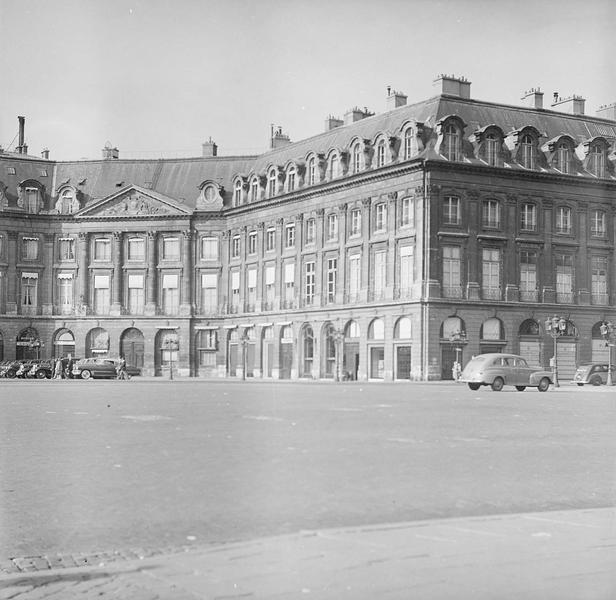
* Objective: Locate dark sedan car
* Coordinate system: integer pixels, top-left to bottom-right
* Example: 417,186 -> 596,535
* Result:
72,358 -> 118,380
572,363 -> 616,386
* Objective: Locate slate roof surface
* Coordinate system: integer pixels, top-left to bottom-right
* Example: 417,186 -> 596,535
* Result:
1,93 -> 615,211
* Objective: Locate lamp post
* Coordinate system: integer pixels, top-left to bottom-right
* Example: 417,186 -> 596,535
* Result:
164,338 -> 179,380
240,332 -> 249,381
449,330 -> 467,380
545,315 -> 567,388
331,328 -> 345,382
600,321 -> 615,386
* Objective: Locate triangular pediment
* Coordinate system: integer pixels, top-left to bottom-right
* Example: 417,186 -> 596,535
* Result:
76,185 -> 191,217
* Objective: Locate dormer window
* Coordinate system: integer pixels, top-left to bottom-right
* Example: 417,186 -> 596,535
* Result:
233,180 -> 243,206
443,124 -> 461,161
267,169 -> 277,198
376,140 -> 386,168
307,157 -> 317,186
351,143 -> 362,174
588,145 -> 605,177
286,166 -> 296,192
403,128 -> 414,160
250,178 -> 259,203
556,142 -> 571,174
25,187 -> 41,213
485,134 -> 498,166
327,153 -> 340,180
520,134 -> 535,169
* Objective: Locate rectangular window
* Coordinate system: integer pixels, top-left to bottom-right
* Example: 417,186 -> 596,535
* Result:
372,250 -> 386,299
94,238 -> 111,261
327,214 -> 338,241
247,267 -> 257,310
284,262 -> 295,304
162,273 -> 179,314
26,188 -> 39,213
201,236 -> 218,260
285,224 -> 295,248
304,261 -> 315,305
399,245 -> 414,296
23,237 -> 39,260
327,257 -> 337,303
443,197 -> 460,225
248,232 -> 257,255
305,218 -> 315,245
482,248 -> 501,299
58,238 -> 75,261
232,235 -> 240,258
348,254 -> 361,302
265,264 -> 275,307
520,204 -> 537,231
442,246 -> 462,298
374,203 -> 387,232
266,228 -> 275,252
231,271 -> 240,310
556,207 -> 572,234
21,275 -> 38,308
591,210 -> 606,237
482,200 -> 500,228
401,197 -> 414,227
556,255 -> 574,303
350,208 -> 362,236
591,256 -> 608,305
520,251 -> 537,301
127,274 -> 144,314
93,274 -> 110,314
58,276 -> 73,313
127,237 -> 145,261
201,273 -> 218,314
162,237 -> 180,260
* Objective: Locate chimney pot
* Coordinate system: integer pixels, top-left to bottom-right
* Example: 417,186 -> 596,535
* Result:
202,137 -> 218,157
41,148 -> 50,160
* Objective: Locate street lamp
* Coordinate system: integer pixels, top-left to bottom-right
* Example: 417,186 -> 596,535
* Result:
331,328 -> 345,382
600,321 -> 615,386
449,330 -> 467,380
545,315 -> 567,388
163,338 -> 179,380
240,332 -> 249,381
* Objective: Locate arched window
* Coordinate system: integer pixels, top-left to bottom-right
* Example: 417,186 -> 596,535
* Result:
286,165 -> 297,192
351,143 -> 362,174
441,317 -> 464,340
520,134 -> 535,169
345,320 -> 360,338
519,319 -> 540,336
587,143 -> 606,177
403,128 -> 414,160
301,325 -> 314,377
556,142 -> 571,174
58,188 -> 78,214
267,169 -> 277,198
368,318 -> 385,340
480,318 -> 504,340
307,157 -> 316,185
443,124 -> 461,161
327,153 -> 340,180
394,317 -> 412,339
250,178 -> 259,203
376,139 -> 386,167
233,180 -> 243,206
485,133 -> 498,166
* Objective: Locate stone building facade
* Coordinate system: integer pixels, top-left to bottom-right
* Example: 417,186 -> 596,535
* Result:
1,75 -> 615,380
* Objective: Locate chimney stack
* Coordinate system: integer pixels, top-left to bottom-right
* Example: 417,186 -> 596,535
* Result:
102,143 -> 119,159
324,115 -> 343,132
386,88 -> 408,111
270,125 -> 291,149
551,93 -> 585,115
521,88 -> 544,109
41,148 -> 50,160
202,137 -> 218,157
433,74 -> 471,99
16,115 -> 28,154
344,106 -> 374,126
596,102 -> 616,121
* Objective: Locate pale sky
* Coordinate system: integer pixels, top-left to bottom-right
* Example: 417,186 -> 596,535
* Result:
1,0 -> 614,161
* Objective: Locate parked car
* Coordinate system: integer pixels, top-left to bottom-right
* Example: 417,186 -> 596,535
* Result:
27,360 -> 55,379
0,360 -> 20,378
572,363 -> 616,386
72,358 -> 119,380
15,361 -> 37,378
459,353 -> 553,392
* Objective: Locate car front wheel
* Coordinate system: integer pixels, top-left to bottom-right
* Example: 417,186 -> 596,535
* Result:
81,370 -> 92,380
515,386 -> 526,391
491,377 -> 504,392
468,383 -> 481,391
36,370 -> 47,379
590,376 -> 602,387
537,377 -> 550,392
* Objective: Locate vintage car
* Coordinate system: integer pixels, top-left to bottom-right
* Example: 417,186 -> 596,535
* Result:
572,363 -> 616,386
459,353 -> 553,392
72,358 -> 118,380
27,360 -> 55,379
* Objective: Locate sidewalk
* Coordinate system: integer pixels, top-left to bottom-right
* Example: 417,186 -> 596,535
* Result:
2,507 -> 615,599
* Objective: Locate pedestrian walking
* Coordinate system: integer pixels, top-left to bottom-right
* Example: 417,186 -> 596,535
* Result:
53,358 -> 63,379
116,357 -> 129,380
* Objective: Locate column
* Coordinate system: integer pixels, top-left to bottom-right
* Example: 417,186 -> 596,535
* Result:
541,200 -> 555,302
315,209 -> 325,307
423,184 -> 441,298
77,232 -> 89,314
42,233 -> 54,315
110,231 -> 123,315
576,205 -> 589,304
336,204 -> 347,304
275,218 -> 284,310
257,222 -> 265,311
294,214 -> 303,308
386,193 -> 397,299
145,231 -> 157,315
6,232 -> 17,314
361,198 -> 371,302
239,226 -> 247,313
220,231 -> 230,314
180,230 -> 193,315
504,196 -> 519,301
466,196 -> 480,300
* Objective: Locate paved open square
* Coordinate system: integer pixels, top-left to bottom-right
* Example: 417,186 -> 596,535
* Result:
2,380 -> 615,565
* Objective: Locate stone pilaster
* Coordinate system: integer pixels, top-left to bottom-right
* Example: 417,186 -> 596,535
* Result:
145,231 -> 157,315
